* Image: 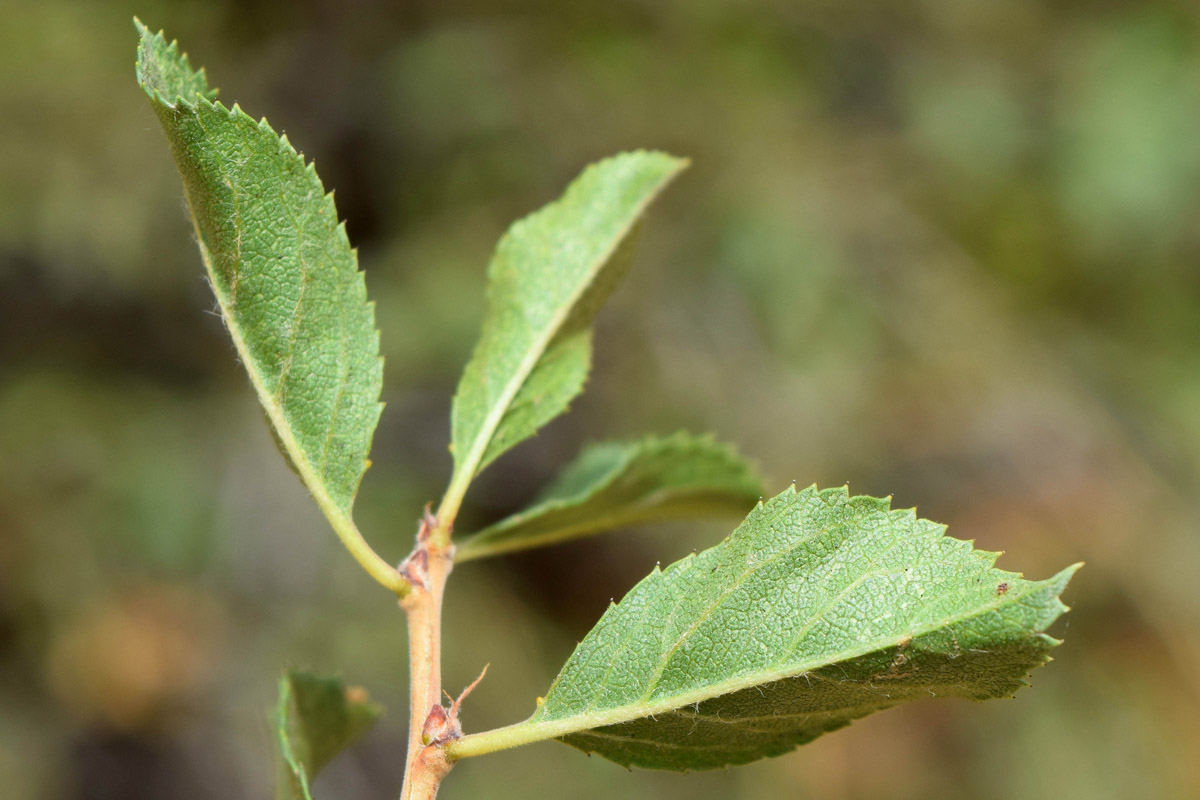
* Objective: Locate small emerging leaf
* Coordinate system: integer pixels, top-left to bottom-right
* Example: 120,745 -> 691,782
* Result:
448,152 -> 687,503
276,671 -> 381,799
449,486 -> 1077,771
457,432 -> 763,561
136,23 -> 400,592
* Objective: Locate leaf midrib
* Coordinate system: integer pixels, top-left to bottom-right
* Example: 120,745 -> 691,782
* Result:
568,667 -> 1015,748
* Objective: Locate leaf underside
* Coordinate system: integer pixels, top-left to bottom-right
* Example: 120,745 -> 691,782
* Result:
276,671 -> 381,800
136,22 -> 383,516
137,22 -> 1077,780
450,151 -> 687,488
514,485 -> 1076,771
457,432 -> 764,561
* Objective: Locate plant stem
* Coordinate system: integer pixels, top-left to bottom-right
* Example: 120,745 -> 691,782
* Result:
335,515 -> 411,597
434,477 -> 470,544
398,528 -> 454,800
403,745 -> 452,800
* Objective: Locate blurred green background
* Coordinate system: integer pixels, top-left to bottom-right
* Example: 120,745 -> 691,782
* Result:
2,0 -> 1199,797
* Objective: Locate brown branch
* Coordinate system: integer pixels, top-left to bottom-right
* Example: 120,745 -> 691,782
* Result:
398,510 -> 455,800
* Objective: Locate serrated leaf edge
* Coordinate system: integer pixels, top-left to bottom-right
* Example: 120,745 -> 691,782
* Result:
136,23 -> 403,595
447,484 -> 1078,760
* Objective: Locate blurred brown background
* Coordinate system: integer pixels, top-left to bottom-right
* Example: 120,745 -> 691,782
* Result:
2,1 -> 1199,798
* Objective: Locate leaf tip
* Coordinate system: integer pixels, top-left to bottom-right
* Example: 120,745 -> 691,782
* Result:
135,21 -> 219,108
1051,562 -> 1083,595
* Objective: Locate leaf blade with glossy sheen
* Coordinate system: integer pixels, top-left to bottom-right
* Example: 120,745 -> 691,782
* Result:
448,153 -> 687,499
276,671 -> 382,800
457,432 -> 763,561
135,23 -> 399,592
448,485 -> 1077,770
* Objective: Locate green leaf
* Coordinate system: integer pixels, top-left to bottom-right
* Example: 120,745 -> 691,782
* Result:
135,23 -> 402,593
448,485 -> 1077,771
276,671 -> 382,800
457,432 -> 763,561
445,152 -> 687,516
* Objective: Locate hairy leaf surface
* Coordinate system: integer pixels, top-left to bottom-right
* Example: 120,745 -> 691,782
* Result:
276,671 -> 381,800
457,433 -> 763,561
449,486 -> 1076,770
136,23 -> 395,587
137,23 -> 382,513
449,152 -> 687,494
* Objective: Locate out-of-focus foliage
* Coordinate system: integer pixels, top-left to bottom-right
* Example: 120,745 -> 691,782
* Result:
276,671 -> 381,799
1,1 -> 1197,799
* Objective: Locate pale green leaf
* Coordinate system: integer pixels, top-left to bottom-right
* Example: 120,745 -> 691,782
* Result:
448,485 -> 1077,771
135,23 -> 401,592
275,671 -> 382,800
447,152 -> 687,509
457,432 -> 763,561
